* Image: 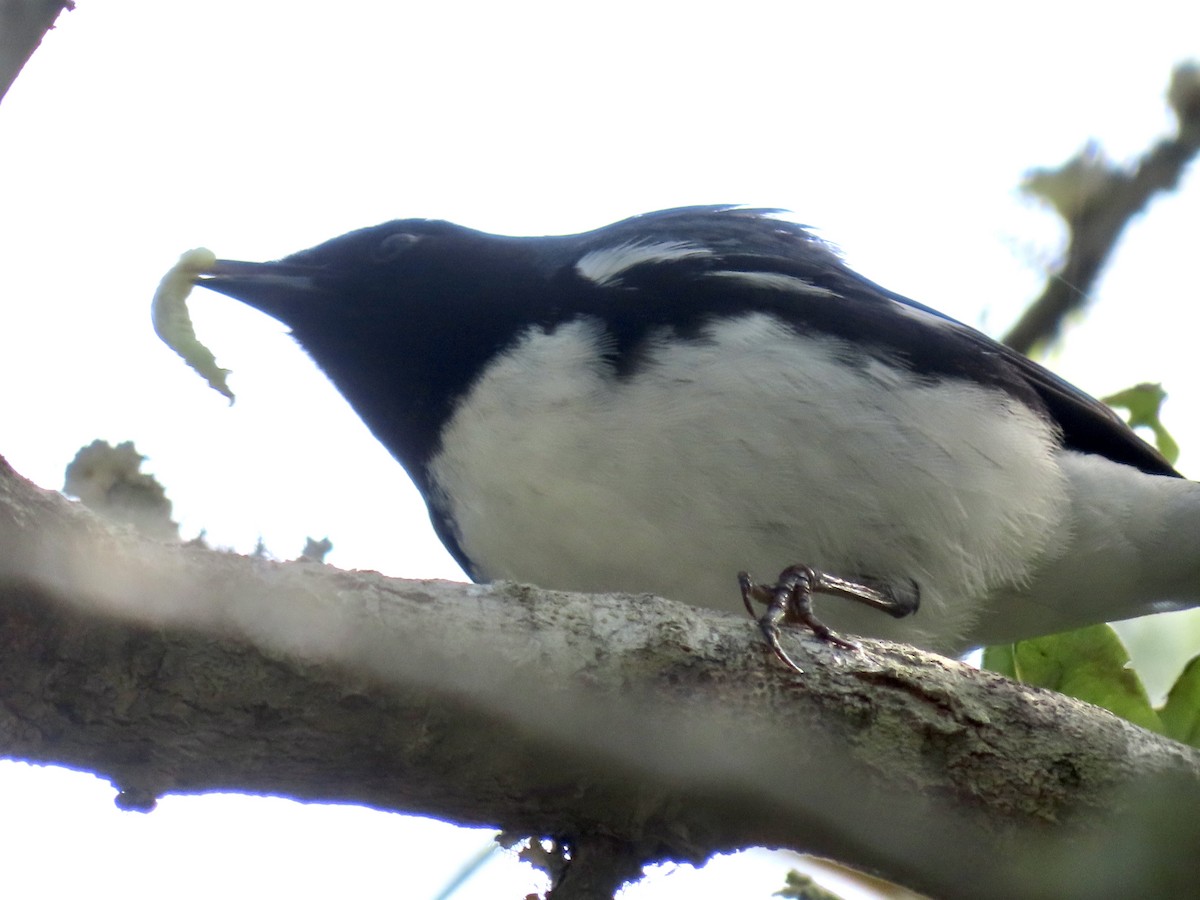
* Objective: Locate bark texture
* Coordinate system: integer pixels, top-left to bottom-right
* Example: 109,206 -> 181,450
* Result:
1,454 -> 1198,898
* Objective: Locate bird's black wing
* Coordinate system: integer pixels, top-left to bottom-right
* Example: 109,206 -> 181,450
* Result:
560,206 -> 1177,477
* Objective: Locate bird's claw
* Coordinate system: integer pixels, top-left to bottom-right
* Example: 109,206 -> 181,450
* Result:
739,564 -> 916,674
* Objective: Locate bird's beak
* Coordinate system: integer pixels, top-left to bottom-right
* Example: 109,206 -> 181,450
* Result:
193,259 -> 327,318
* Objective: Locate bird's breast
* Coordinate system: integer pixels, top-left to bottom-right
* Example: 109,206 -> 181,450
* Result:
427,312 -> 1070,651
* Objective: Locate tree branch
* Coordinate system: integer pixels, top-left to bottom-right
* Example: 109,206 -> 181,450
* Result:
0,0 -> 74,105
1004,63 -> 1200,354
1,452 -> 1197,898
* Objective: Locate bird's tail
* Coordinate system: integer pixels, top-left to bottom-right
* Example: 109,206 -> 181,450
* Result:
975,451 -> 1200,644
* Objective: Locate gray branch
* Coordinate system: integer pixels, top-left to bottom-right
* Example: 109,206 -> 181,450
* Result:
1,452 -> 1198,898
1004,63 -> 1200,354
0,0 -> 74,105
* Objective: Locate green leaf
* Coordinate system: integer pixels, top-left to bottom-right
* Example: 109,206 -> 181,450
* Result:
982,643 -> 1017,679
1158,655 -> 1200,747
1102,382 -> 1180,465
1007,625 -> 1163,733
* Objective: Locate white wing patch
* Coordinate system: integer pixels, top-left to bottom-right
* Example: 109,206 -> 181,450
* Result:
885,296 -> 962,330
575,241 -> 713,287
706,269 -> 838,297
709,268 -> 962,334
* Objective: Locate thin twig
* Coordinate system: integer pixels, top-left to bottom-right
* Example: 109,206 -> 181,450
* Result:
1004,64 -> 1200,354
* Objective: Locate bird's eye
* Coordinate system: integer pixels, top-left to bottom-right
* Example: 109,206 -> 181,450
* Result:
373,232 -> 421,262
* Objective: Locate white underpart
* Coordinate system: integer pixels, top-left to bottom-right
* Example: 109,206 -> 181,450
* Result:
428,313 -> 1198,652
574,241 -> 714,286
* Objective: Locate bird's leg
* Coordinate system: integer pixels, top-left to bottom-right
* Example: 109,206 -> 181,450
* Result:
738,565 -> 920,674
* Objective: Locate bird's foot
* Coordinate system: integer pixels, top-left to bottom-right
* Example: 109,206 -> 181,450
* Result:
737,565 -> 920,675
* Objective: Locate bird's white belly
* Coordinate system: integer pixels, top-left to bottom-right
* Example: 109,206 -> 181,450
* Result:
428,313 -> 1070,651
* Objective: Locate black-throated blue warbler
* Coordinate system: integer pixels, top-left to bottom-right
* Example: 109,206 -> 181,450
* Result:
183,206 -> 1200,668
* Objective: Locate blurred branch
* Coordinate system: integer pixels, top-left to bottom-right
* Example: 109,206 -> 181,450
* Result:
0,0 -> 74,105
2,452 -> 1199,899
1005,63 -> 1200,354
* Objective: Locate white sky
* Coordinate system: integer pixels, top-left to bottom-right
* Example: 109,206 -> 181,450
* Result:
1,2 -> 1198,897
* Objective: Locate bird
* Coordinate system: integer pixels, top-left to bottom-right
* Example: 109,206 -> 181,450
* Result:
190,205 -> 1200,667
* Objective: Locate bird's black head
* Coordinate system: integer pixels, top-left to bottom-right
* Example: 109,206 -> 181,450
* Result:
195,218 -> 561,478
198,218 -> 542,322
